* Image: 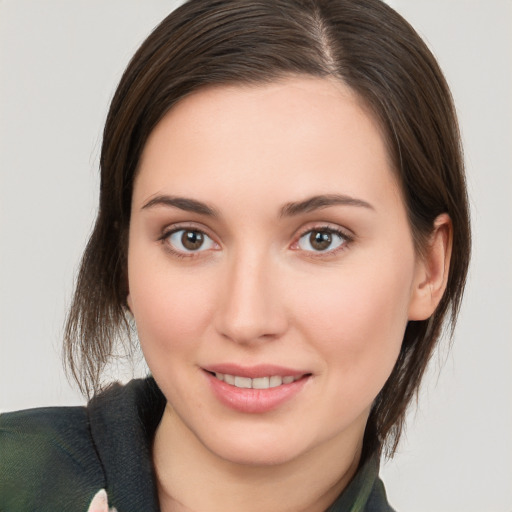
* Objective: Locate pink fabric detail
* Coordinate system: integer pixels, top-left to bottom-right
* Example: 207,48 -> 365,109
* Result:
86,489 -> 117,512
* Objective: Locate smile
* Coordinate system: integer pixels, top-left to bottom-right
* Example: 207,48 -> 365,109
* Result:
213,373 -> 303,389
204,366 -> 311,413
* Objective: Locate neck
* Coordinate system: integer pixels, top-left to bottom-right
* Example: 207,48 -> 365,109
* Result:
153,404 -> 366,512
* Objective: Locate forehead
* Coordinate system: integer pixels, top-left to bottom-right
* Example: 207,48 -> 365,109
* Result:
134,76 -> 402,214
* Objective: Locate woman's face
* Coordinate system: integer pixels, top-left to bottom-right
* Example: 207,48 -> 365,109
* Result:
127,77 -> 425,465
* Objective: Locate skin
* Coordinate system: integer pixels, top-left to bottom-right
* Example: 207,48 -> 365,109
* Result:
127,76 -> 451,512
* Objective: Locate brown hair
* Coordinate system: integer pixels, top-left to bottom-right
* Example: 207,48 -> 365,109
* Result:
64,0 -> 471,459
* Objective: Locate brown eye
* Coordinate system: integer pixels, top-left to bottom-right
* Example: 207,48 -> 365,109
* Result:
182,230 -> 204,250
310,231 -> 332,251
166,229 -> 216,253
297,229 -> 346,253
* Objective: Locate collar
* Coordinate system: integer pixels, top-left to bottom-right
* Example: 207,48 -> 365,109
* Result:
88,378 -> 165,512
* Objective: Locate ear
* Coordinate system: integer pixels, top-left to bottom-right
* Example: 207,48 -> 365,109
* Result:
408,213 -> 453,321
122,259 -> 132,313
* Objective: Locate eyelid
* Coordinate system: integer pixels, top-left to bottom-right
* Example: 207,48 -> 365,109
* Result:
159,221 -> 218,240
290,223 -> 354,254
159,222 -> 221,257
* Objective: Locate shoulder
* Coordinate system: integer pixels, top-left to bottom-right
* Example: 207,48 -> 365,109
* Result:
0,405 -> 105,511
0,378 -> 165,512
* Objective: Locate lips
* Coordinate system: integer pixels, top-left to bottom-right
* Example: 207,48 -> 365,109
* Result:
203,364 -> 311,413
203,363 -> 308,379
214,373 -> 302,389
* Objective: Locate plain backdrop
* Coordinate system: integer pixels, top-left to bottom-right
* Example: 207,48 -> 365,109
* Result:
1,1 -> 511,511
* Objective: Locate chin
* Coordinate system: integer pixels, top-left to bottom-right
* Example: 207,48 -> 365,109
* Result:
217,442 -> 303,467
202,426 -> 312,467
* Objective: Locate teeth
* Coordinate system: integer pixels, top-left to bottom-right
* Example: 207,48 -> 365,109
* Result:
234,376 -> 252,389
224,373 -> 235,385
269,376 -> 282,388
214,373 -> 302,389
252,376 -> 269,389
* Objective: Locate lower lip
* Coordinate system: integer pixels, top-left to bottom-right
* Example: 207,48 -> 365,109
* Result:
205,371 -> 310,414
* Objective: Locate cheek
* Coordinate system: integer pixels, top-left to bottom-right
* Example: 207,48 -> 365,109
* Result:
292,252 -> 414,383
127,253 -> 216,362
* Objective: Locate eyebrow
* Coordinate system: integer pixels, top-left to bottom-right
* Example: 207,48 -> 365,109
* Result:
141,195 -> 219,217
141,193 -> 374,218
280,194 -> 374,217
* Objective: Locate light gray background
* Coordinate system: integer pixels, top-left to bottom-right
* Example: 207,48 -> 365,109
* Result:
1,1 -> 511,511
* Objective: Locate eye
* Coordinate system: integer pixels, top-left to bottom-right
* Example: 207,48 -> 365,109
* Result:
296,228 -> 348,253
166,229 -> 217,253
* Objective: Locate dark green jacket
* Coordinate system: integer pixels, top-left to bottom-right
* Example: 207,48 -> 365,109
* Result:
0,378 -> 395,511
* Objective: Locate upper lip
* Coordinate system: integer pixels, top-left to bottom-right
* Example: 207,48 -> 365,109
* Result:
202,363 -> 309,379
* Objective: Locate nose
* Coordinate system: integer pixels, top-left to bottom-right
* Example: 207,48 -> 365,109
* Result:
214,250 -> 288,345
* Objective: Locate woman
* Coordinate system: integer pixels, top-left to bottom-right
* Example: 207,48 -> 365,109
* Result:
0,0 -> 470,511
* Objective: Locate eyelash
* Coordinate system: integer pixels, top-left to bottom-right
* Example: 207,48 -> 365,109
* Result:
159,224 -> 218,259
292,225 -> 353,258
159,224 -> 354,259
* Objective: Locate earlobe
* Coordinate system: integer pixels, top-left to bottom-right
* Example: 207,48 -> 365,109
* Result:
408,213 -> 452,321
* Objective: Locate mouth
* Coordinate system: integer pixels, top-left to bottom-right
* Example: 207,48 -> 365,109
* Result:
206,371 -> 306,389
202,365 -> 312,413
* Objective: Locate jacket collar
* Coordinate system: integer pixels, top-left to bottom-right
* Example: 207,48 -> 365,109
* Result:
88,378 -> 165,512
